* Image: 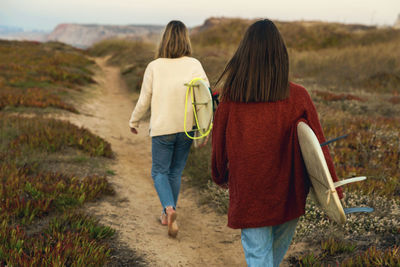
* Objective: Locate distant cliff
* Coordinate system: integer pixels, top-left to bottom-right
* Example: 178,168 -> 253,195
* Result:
47,24 -> 164,48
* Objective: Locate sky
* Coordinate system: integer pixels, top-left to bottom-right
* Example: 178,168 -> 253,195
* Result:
1,0 -> 399,31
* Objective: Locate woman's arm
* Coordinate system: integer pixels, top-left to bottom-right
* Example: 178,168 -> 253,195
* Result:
129,63 -> 153,129
211,103 -> 229,188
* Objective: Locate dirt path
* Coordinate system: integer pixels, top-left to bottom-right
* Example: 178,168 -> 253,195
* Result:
62,58 -> 246,266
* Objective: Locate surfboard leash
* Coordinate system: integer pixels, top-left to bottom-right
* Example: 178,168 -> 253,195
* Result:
184,78 -> 213,140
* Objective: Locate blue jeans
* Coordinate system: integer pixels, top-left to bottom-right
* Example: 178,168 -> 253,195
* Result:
241,218 -> 299,267
151,132 -> 193,212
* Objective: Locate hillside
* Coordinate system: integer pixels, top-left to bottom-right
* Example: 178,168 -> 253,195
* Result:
191,17 -> 399,50
46,23 -> 164,48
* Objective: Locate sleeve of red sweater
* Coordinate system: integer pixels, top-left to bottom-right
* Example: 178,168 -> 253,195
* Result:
211,103 -> 229,188
303,91 -> 344,199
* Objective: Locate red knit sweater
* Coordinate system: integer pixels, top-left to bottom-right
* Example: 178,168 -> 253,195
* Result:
211,82 -> 343,229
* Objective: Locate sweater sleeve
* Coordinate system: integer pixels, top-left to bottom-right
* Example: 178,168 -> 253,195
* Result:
303,91 -> 344,199
129,63 -> 153,128
211,103 -> 229,188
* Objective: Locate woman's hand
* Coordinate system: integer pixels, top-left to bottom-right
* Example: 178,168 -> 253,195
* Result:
130,127 -> 138,134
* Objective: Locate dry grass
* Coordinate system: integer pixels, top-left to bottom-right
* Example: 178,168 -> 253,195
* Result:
289,40 -> 400,93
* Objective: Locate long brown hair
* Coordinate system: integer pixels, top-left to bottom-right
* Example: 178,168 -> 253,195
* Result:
156,20 -> 192,58
216,19 -> 289,102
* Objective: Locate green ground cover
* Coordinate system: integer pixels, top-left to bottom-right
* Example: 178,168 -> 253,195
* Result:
0,40 -> 118,266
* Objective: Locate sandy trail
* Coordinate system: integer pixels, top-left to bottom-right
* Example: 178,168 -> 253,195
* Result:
62,57 -> 246,266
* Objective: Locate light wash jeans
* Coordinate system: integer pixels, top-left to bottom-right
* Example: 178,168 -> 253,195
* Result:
241,218 -> 299,267
151,132 -> 193,212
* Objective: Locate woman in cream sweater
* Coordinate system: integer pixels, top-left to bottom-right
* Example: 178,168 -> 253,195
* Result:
129,20 -> 209,237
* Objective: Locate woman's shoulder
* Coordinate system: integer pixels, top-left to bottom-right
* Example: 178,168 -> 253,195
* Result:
182,56 -> 203,66
289,82 -> 312,101
142,59 -> 158,71
289,82 -> 308,94
147,58 -> 161,66
149,56 -> 202,66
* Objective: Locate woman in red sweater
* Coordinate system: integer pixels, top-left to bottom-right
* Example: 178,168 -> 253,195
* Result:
211,19 -> 342,266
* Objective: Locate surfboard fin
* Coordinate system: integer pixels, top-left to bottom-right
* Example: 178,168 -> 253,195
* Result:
334,176 -> 367,188
320,134 -> 349,147
344,207 -> 374,214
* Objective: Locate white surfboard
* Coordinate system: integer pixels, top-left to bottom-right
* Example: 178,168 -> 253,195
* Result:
184,78 -> 213,148
297,121 -> 347,224
297,122 -> 374,224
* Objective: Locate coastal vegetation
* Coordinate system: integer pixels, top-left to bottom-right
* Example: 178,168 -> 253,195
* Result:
0,40 -> 116,265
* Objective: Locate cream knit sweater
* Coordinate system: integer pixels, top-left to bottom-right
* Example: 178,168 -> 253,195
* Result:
129,56 -> 209,137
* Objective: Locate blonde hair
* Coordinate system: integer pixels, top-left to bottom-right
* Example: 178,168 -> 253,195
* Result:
156,20 -> 192,58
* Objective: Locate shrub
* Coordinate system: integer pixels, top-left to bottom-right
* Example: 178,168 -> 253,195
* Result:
321,116 -> 400,198
0,163 -> 113,225
0,114 -> 113,158
341,246 -> 399,267
0,87 -> 77,112
0,40 -> 94,112
321,238 -> 356,256
313,90 -> 365,102
0,214 -> 114,266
